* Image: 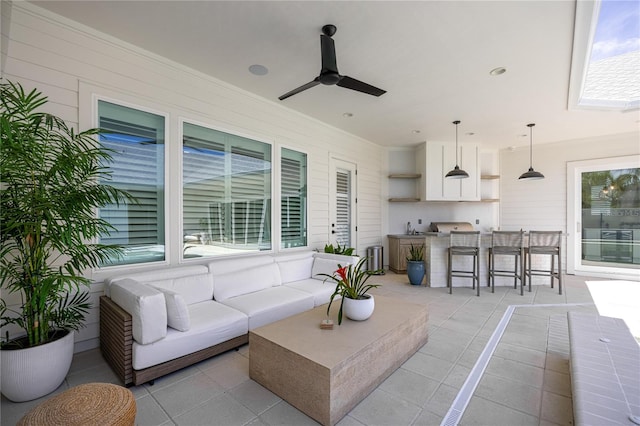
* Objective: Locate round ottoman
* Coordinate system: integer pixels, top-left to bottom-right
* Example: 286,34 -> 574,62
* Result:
17,382 -> 136,426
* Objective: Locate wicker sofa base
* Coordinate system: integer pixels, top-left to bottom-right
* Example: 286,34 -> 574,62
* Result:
100,295 -> 249,386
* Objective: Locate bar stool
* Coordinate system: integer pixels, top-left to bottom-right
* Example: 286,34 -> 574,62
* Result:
524,231 -> 562,294
487,230 -> 524,294
447,231 -> 481,296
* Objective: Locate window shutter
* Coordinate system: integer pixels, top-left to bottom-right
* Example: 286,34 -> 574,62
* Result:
335,170 -> 351,246
98,103 -> 165,266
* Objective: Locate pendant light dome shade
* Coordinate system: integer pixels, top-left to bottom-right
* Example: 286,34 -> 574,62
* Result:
445,120 -> 469,179
519,123 -> 544,180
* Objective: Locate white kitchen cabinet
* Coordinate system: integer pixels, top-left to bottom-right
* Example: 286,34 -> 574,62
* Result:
416,141 -> 480,201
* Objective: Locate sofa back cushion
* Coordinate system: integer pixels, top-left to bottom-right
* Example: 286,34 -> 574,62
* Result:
277,257 -> 314,284
110,279 -> 167,344
311,257 -> 342,279
311,253 -> 360,279
149,273 -> 213,305
213,263 -> 282,302
104,265 -> 210,299
208,255 -> 274,276
151,286 -> 191,331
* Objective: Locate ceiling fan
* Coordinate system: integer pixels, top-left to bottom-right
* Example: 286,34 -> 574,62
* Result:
278,24 -> 386,101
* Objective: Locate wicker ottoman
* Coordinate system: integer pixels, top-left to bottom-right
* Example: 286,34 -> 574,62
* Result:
17,382 -> 136,426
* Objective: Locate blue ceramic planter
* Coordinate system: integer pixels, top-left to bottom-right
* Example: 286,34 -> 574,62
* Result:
406,261 -> 425,285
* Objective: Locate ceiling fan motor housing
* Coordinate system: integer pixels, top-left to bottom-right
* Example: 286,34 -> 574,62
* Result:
319,71 -> 341,85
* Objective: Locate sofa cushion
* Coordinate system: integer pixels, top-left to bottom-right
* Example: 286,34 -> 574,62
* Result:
277,257 -> 314,284
149,272 -> 213,305
311,257 -> 343,279
220,286 -> 314,330
284,278 -> 337,307
132,300 -> 248,370
109,279 -> 167,345
104,265 -> 209,298
152,287 -> 190,331
212,263 -> 282,302
208,255 -> 274,276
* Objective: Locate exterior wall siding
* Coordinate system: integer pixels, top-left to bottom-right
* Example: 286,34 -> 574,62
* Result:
1,3 -> 383,351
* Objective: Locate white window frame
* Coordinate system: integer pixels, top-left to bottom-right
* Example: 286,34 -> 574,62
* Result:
279,145 -> 309,250
79,83 -> 171,275
567,154 -> 640,279
179,117 -> 275,262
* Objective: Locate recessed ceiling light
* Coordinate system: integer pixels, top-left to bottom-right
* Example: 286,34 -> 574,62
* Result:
489,67 -> 507,76
412,130 -> 421,134
343,112 -> 353,118
466,132 -> 475,136
248,64 -> 268,76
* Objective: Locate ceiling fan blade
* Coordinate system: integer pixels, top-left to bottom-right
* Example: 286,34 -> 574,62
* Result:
337,76 -> 386,97
320,34 -> 338,74
278,78 -> 321,100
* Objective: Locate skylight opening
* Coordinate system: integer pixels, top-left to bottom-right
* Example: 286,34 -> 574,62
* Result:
571,0 -> 640,111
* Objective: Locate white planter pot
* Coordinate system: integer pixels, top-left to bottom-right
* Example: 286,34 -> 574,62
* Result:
343,295 -> 375,321
1,330 -> 74,402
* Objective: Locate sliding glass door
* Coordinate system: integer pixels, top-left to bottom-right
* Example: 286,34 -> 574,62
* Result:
567,156 -> 640,278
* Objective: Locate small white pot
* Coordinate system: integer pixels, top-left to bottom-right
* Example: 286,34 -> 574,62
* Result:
1,330 -> 74,402
343,294 -> 375,321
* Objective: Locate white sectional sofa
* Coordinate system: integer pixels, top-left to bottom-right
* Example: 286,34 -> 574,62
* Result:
99,251 -> 358,386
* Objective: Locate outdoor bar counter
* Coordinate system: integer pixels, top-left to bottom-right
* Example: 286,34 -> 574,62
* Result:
389,233 -> 536,289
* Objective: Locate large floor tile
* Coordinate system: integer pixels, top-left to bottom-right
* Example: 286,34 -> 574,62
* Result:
460,395 -> 539,426
493,342 -> 547,369
540,390 -> 573,425
150,374 -> 224,418
378,367 -> 440,407
134,394 -> 171,426
349,389 -> 421,426
258,400 -> 319,425
173,393 -> 256,426
402,352 -> 454,382
485,355 -> 545,389
228,380 -> 281,415
475,373 -> 542,417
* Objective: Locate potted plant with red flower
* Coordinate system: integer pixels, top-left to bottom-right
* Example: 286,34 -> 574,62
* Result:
321,257 -> 381,324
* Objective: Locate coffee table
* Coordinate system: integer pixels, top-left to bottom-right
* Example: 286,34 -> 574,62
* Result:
249,295 -> 429,426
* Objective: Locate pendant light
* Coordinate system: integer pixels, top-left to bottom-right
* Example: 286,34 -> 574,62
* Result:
445,120 -> 469,179
518,123 -> 544,180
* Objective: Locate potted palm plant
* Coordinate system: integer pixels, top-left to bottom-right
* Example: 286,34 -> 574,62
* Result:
321,257 -> 381,325
0,80 -> 133,401
406,243 -> 425,285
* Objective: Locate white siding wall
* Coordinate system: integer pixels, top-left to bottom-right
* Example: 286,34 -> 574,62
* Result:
1,3 -> 383,351
500,132 -> 639,231
499,132 -> 640,276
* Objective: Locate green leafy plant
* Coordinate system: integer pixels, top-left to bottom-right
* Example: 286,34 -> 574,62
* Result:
406,243 -> 424,262
320,257 -> 381,325
0,80 -> 134,348
324,243 -> 355,256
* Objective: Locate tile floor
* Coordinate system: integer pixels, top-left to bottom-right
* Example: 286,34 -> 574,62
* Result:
2,273 -> 610,426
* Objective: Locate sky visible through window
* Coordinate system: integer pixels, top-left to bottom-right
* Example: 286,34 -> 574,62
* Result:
590,0 -> 640,62
580,0 -> 640,108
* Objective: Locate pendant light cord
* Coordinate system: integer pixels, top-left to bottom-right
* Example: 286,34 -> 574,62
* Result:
529,123 -> 534,169
454,120 -> 461,165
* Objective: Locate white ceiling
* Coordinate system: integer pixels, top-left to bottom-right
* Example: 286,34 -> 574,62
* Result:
31,1 -> 640,149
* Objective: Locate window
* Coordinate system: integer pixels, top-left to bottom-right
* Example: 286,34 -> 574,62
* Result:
281,148 -> 307,249
570,0 -> 640,110
567,156 -> 640,278
581,168 -> 640,266
98,101 -> 166,266
182,122 -> 271,258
